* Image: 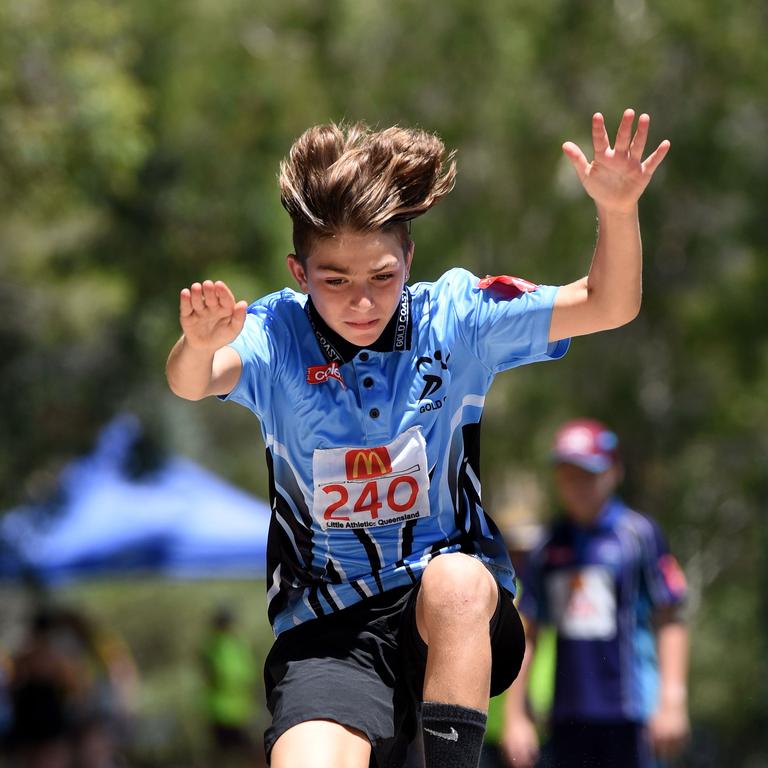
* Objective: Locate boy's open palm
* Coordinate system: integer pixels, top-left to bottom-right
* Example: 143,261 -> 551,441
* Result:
180,279 -> 248,352
563,109 -> 670,214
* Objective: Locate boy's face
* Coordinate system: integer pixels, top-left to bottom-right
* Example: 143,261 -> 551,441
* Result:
554,462 -> 621,526
287,229 -> 413,347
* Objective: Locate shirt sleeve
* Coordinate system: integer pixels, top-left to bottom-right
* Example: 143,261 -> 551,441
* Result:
638,516 -> 688,610
518,548 -> 549,624
443,268 -> 570,373
217,303 -> 280,417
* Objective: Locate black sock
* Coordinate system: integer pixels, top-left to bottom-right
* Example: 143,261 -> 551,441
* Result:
421,700 -> 487,768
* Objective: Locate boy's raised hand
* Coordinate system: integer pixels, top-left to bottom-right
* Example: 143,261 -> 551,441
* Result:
563,109 -> 670,214
180,279 -> 248,352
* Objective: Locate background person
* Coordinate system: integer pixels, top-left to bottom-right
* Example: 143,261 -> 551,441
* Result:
502,418 -> 689,768
480,523 -> 555,768
200,606 -> 260,768
55,608 -> 139,768
1,643 -> 13,757
7,608 -> 82,768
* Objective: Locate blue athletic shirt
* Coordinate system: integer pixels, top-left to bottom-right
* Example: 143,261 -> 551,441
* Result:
519,498 -> 688,722
221,267 -> 569,636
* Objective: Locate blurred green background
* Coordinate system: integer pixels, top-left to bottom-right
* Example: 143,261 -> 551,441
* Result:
1,0 -> 766,764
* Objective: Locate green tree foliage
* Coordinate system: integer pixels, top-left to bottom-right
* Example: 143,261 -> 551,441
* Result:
1,0 -> 766,760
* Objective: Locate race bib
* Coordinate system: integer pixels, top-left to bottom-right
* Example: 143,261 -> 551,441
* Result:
312,427 -> 431,531
546,566 -> 617,640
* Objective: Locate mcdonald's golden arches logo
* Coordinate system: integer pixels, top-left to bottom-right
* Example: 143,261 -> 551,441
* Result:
345,447 -> 392,480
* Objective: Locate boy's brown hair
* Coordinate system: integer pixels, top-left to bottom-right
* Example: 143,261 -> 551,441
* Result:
279,122 -> 456,263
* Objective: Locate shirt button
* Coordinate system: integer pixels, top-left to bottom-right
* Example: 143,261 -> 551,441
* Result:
359,351 -> 369,362
363,377 -> 374,388
369,408 -> 380,419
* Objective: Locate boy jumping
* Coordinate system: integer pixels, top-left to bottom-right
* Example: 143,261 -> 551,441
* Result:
166,110 -> 669,768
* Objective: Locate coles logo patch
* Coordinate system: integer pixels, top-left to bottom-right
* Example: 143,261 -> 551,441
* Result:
306,362 -> 346,389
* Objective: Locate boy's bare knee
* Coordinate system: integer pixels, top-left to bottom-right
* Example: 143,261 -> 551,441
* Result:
419,553 -> 497,631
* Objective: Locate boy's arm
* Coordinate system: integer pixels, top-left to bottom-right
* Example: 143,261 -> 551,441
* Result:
649,608 -> 690,760
501,619 -> 540,768
549,110 -> 670,343
166,280 -> 248,400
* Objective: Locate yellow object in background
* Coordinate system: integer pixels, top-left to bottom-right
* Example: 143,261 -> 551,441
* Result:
484,626 -> 556,744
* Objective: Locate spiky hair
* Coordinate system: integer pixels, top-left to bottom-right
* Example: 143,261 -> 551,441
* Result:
279,122 -> 456,260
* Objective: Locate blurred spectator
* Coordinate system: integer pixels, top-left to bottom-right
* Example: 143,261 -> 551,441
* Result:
503,419 -> 689,768
480,523 -> 555,768
7,607 -> 82,768
6,605 -> 138,768
199,606 -> 260,767
1,643 -> 12,749
55,608 -> 139,768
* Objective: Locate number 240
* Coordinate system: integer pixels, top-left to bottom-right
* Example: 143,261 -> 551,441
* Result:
322,476 -> 419,521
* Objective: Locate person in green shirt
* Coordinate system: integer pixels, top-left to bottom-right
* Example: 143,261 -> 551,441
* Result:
200,607 -> 260,767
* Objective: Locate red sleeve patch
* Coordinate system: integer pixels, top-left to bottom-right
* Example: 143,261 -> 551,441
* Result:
658,554 -> 687,596
477,274 -> 539,299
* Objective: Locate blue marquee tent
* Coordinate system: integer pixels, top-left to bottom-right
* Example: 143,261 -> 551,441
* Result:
0,416 -> 270,584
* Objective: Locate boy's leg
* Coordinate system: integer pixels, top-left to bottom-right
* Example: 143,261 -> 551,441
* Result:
270,720 -> 371,768
264,586 -> 418,768
417,553 -> 498,707
415,553 -> 499,768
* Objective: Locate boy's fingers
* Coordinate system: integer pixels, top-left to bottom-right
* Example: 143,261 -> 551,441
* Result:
232,300 -> 248,331
562,142 -> 590,182
591,113 -> 610,154
179,288 -> 193,317
202,279 -> 218,307
215,280 -> 235,309
630,113 -> 650,162
641,140 -> 671,176
189,282 -> 205,313
614,108 -> 635,154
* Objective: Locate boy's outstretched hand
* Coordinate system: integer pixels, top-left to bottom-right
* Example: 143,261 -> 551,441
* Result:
563,109 -> 670,214
180,279 -> 248,352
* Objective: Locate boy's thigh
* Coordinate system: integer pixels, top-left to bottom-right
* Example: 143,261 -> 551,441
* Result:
264,655 -> 398,760
270,719 -> 371,768
263,587 -> 418,767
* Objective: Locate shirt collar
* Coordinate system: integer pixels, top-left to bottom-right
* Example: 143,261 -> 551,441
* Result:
597,497 -> 626,527
305,288 -> 412,364
560,497 -> 624,533
586,497 -> 625,530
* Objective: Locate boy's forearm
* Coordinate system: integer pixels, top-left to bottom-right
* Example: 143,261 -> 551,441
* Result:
586,204 -> 642,328
504,626 -> 537,721
656,620 -> 689,708
166,336 -> 216,401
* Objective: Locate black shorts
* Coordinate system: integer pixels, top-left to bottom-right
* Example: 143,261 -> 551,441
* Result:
263,572 -> 525,768
548,721 -> 653,768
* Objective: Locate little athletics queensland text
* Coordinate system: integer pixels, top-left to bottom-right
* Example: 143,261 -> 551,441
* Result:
326,510 -> 422,529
